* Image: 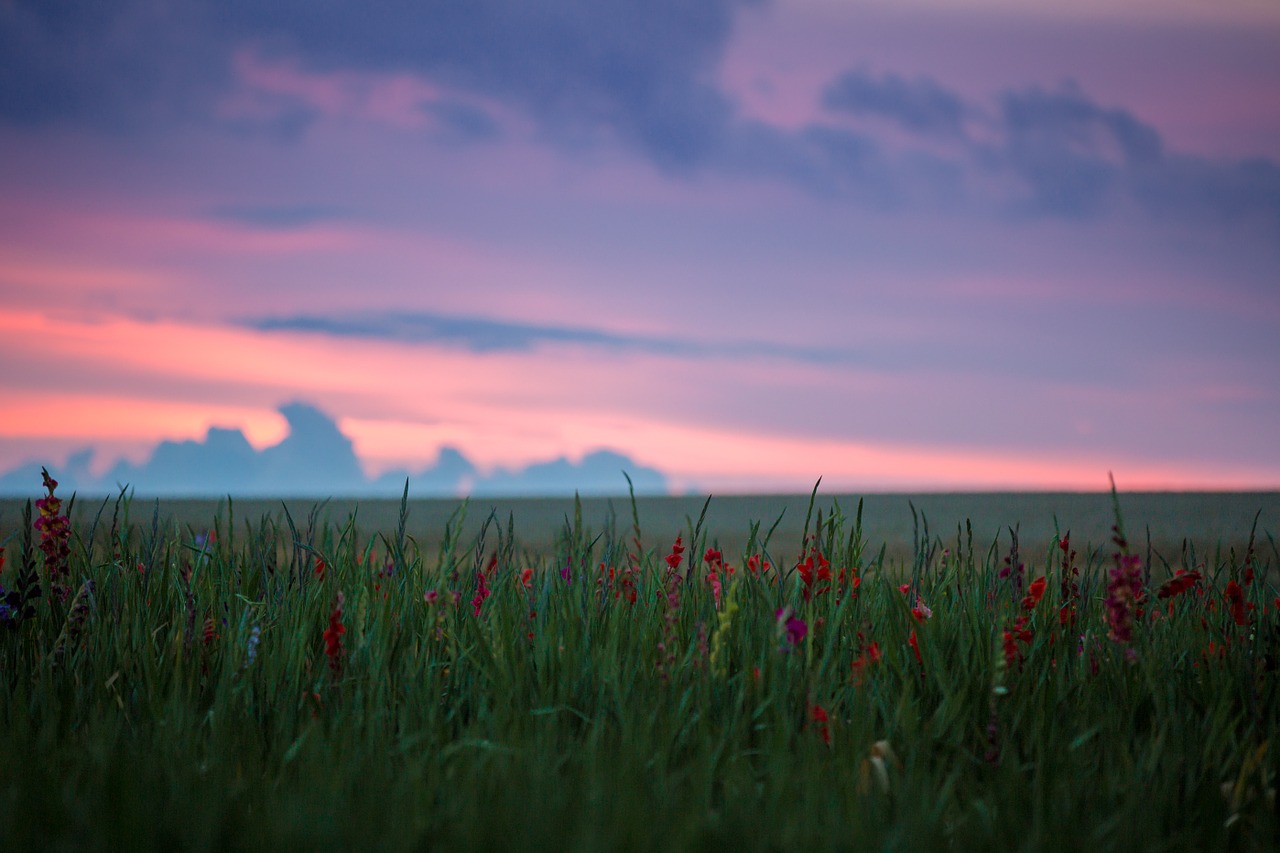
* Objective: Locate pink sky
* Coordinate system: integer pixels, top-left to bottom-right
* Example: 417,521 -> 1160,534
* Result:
1,0 -> 1278,494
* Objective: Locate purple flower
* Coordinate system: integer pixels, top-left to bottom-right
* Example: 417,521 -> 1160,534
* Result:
775,607 -> 807,649
560,563 -> 572,584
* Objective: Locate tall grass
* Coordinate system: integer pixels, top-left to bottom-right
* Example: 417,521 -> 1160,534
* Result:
0,475 -> 1276,851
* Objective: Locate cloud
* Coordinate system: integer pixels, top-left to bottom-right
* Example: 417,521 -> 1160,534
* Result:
0,401 -> 669,497
243,310 -> 871,366
1,0 -> 756,167
5,2 -> 1276,229
800,70 -> 1280,225
822,68 -> 969,138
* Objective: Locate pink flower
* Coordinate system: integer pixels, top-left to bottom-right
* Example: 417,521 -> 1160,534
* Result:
1105,552 -> 1144,654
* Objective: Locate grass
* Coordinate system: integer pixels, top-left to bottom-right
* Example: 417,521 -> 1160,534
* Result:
0,474 -> 1277,851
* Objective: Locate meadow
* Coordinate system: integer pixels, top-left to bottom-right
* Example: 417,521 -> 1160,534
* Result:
0,472 -> 1277,851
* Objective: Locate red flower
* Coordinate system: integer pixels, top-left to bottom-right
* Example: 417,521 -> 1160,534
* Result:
34,468 -> 71,602
1225,581 -> 1248,627
201,616 -> 218,647
1020,577 -> 1047,611
851,641 -> 881,684
907,630 -> 922,665
520,567 -> 533,588
1002,615 -> 1033,669
324,592 -> 346,674
796,548 -> 831,602
471,570 -> 491,617
665,536 -> 685,571
1156,570 -> 1202,600
810,704 -> 832,745
313,557 -> 327,580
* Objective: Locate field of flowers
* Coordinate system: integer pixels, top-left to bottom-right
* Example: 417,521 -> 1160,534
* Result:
0,470 -> 1276,851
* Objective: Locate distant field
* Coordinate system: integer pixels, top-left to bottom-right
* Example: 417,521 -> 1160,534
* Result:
2,481 -> 1277,849
3,490 -> 1276,564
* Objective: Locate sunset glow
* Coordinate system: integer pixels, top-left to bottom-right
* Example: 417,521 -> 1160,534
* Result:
1,0 -> 1277,495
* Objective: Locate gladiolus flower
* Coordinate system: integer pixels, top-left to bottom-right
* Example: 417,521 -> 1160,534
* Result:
1225,581 -> 1248,627
471,570 -> 491,617
1156,570 -> 1202,600
324,592 -> 346,674
1105,553 -> 1144,651
34,468 -> 71,602
810,704 -> 831,745
776,607 -> 807,649
665,536 -> 685,571
852,641 -> 881,684
911,597 -> 932,621
1021,577 -> 1047,611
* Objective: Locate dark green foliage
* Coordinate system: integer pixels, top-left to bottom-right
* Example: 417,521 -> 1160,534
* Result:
0,491 -> 1276,851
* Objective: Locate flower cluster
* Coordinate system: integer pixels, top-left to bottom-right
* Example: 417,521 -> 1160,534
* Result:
324,591 -> 346,674
34,468 -> 71,603
1105,552 -> 1144,656
796,546 -> 831,602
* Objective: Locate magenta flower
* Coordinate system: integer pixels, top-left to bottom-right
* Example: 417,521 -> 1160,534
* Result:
1105,552 -> 1144,656
776,607 -> 807,649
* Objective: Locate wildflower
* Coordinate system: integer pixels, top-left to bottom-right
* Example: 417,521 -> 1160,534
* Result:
851,641 -> 881,685
704,549 -> 724,609
324,591 -> 346,675
1058,533 -> 1080,632
908,629 -> 922,665
314,557 -> 327,580
810,704 -> 832,746
835,566 -> 860,605
560,563 -> 572,584
665,536 -> 685,572
520,567 -> 533,589
1156,570 -> 1202,600
796,548 -> 831,602
1224,581 -> 1248,627
1105,552 -> 1144,655
34,468 -> 71,603
999,533 -> 1025,599
912,596 -> 932,621
471,570 -> 491,617
202,616 -> 217,647
709,592 -> 739,677
1020,577 -> 1047,611
1002,616 -> 1033,670
776,607 -> 807,650
423,590 -> 439,605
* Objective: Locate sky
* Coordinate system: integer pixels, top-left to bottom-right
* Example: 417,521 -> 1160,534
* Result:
1,0 -> 1279,495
